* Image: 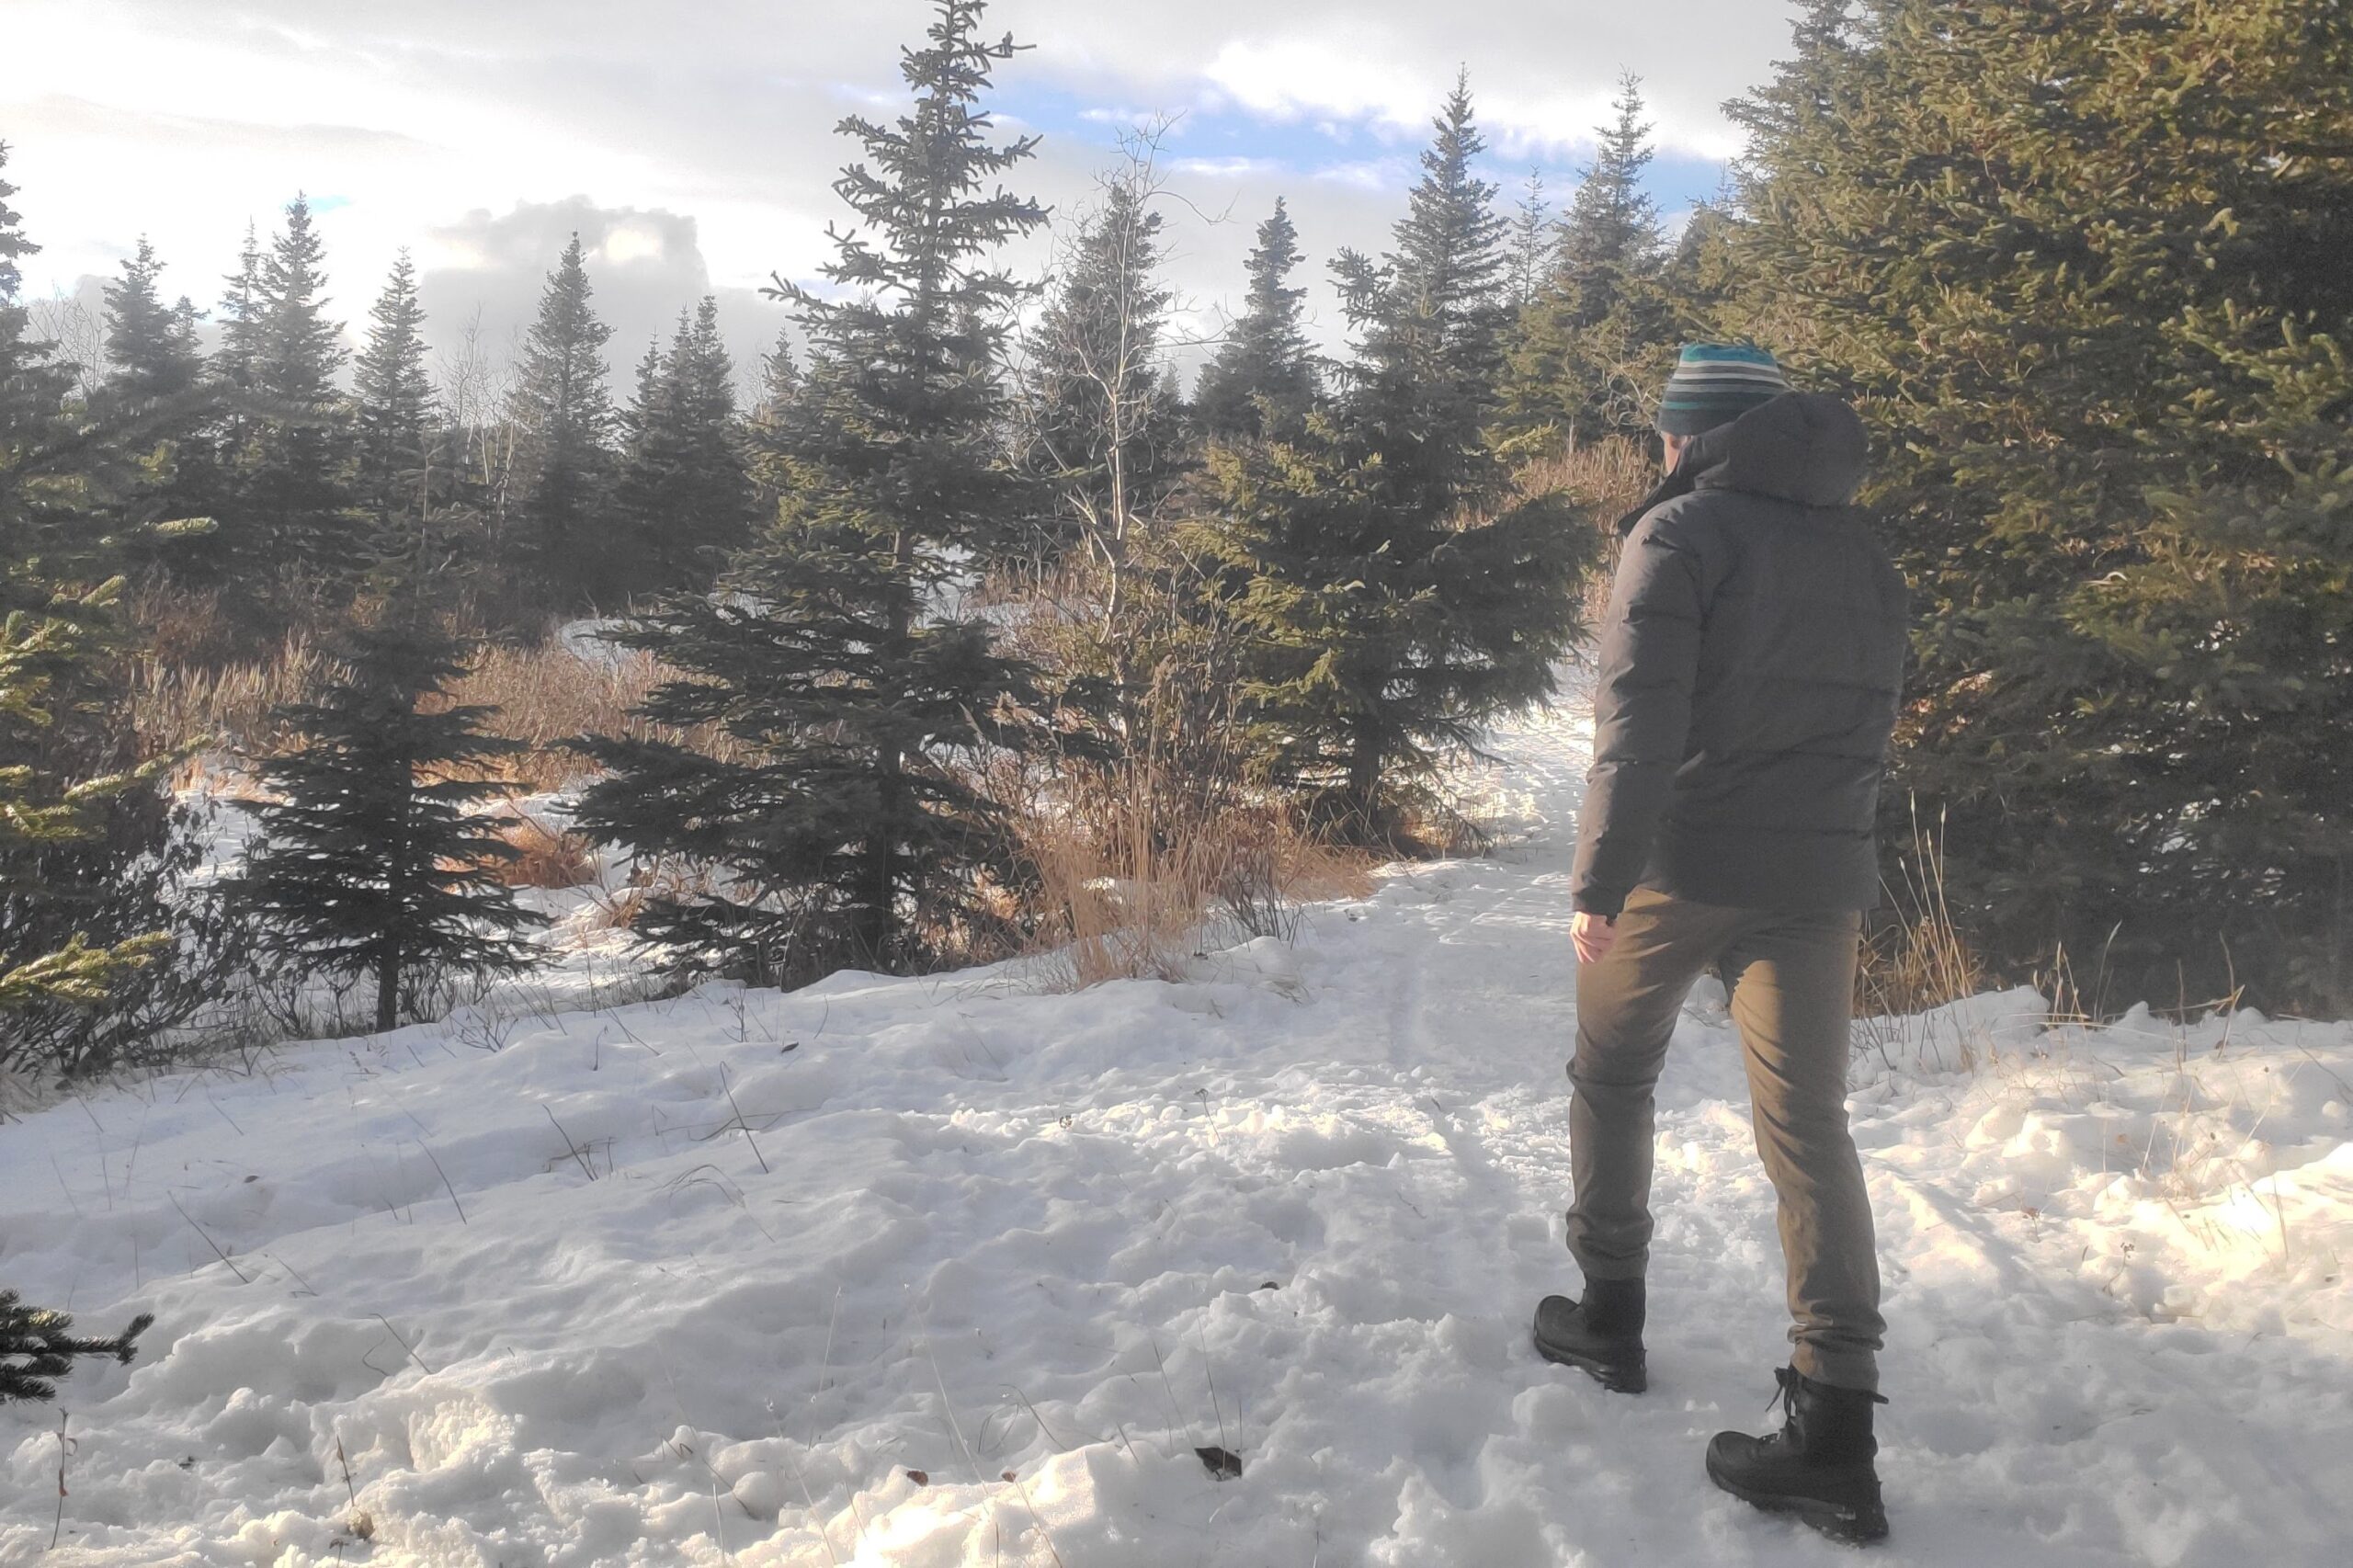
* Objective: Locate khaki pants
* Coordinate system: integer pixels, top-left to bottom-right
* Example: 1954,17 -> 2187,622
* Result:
1568,887 -> 1885,1392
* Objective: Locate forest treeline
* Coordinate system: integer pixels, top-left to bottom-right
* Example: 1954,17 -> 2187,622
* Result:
1,0 -> 2347,1080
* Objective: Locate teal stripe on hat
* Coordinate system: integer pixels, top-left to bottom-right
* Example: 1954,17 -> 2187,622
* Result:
1658,341 -> 1790,436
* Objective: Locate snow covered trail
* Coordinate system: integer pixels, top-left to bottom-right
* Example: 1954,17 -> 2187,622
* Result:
6,683 -> 2352,1566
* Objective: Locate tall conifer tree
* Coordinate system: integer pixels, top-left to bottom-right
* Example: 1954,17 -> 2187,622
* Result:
3,146 -> 231,1078
575,0 -> 1050,983
615,297 -> 753,592
1505,74 -> 1673,440
1557,74 -> 1663,324
235,196 -> 355,576
745,324 -> 801,514
177,221 -> 270,585
509,234 -> 618,609
353,250 -> 437,531
213,222 -> 265,407
1203,80 -> 1595,836
1722,0 -> 2353,1008
1193,199 -> 1318,441
1506,170 -> 1552,313
1331,72 -> 1511,508
97,239 -> 219,578
1,146 -> 163,1030
101,239 -> 203,404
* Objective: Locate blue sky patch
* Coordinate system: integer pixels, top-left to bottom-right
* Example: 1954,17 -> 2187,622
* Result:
992,81 -> 1728,223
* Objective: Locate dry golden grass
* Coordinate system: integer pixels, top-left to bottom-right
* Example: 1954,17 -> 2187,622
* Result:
446,641 -> 657,749
1856,802 -> 1988,1034
131,635 -> 325,757
583,858 -> 721,935
487,812 -> 601,890
134,614 -> 746,793
438,639 -> 699,791
1514,437 -> 1658,518
1012,744 -> 1375,990
1514,437 -> 1658,625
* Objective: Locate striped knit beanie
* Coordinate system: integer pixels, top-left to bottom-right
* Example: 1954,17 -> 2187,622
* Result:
1656,342 -> 1790,436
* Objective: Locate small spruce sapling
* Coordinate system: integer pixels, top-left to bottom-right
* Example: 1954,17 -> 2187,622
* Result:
0,1290 -> 153,1404
228,604 -> 543,1032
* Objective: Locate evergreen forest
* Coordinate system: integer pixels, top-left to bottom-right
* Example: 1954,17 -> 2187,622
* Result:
3,0 -> 2347,1091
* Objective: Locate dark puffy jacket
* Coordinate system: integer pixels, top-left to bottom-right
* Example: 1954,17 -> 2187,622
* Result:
1570,392 -> 1908,919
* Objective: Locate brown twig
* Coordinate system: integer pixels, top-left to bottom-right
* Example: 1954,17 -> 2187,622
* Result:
168,1191 -> 252,1283
51,1410 -> 73,1551
542,1104 -> 598,1181
415,1139 -> 468,1224
372,1315 -> 435,1375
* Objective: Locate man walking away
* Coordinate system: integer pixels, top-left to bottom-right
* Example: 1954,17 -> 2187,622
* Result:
1530,343 -> 1910,1544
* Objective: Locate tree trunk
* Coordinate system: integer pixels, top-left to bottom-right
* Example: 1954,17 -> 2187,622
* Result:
374,943 -> 401,1034
861,525 -> 915,970
1345,721 -> 1385,846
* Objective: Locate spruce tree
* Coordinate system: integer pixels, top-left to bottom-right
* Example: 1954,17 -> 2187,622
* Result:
353,251 -> 438,529
1,1290 -> 152,1405
574,0 -> 1048,983
234,196 -> 356,578
0,597 -> 171,1028
101,239 -> 203,404
1505,74 -> 1673,441
508,233 -> 618,610
1722,0 -> 2353,1010
228,607 -> 541,1034
1202,80 -> 1596,836
1557,74 -> 1663,324
213,222 -> 266,404
170,221 -> 269,587
0,142 -> 82,586
1330,71 -> 1511,510
3,146 -> 231,1078
99,237 -> 217,559
752,327 -> 800,425
614,298 -> 753,593
745,324 -> 801,515
1506,169 -> 1551,313
1193,199 -> 1319,441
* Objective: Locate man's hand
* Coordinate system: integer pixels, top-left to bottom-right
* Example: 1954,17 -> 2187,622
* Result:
1573,910 -> 1619,966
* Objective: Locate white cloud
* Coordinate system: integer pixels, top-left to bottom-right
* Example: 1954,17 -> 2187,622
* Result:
1199,31 -> 1435,139
1167,155 -> 1285,179
1313,161 -> 1413,193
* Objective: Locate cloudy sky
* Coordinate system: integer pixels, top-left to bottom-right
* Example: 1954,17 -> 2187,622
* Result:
1,0 -> 1802,391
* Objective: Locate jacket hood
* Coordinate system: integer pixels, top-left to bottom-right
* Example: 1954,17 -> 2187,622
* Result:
1691,392 -> 1868,507
1615,392 -> 1869,535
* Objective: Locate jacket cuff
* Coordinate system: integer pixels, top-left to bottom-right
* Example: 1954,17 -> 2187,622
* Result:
1573,890 -> 1625,920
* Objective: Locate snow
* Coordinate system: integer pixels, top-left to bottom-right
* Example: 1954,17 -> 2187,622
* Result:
6,678 -> 2351,1565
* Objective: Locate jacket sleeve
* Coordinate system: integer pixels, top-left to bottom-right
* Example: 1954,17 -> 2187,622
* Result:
1571,512 -> 1710,918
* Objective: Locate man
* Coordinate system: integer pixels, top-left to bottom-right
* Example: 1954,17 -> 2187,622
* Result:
1530,343 -> 1910,1544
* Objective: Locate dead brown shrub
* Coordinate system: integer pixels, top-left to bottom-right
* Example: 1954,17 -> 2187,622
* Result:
1017,774 -> 1373,987
988,662 -> 1377,989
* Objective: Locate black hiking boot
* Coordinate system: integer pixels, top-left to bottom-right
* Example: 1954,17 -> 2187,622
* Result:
1706,1367 -> 1890,1545
1531,1278 -> 1646,1392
